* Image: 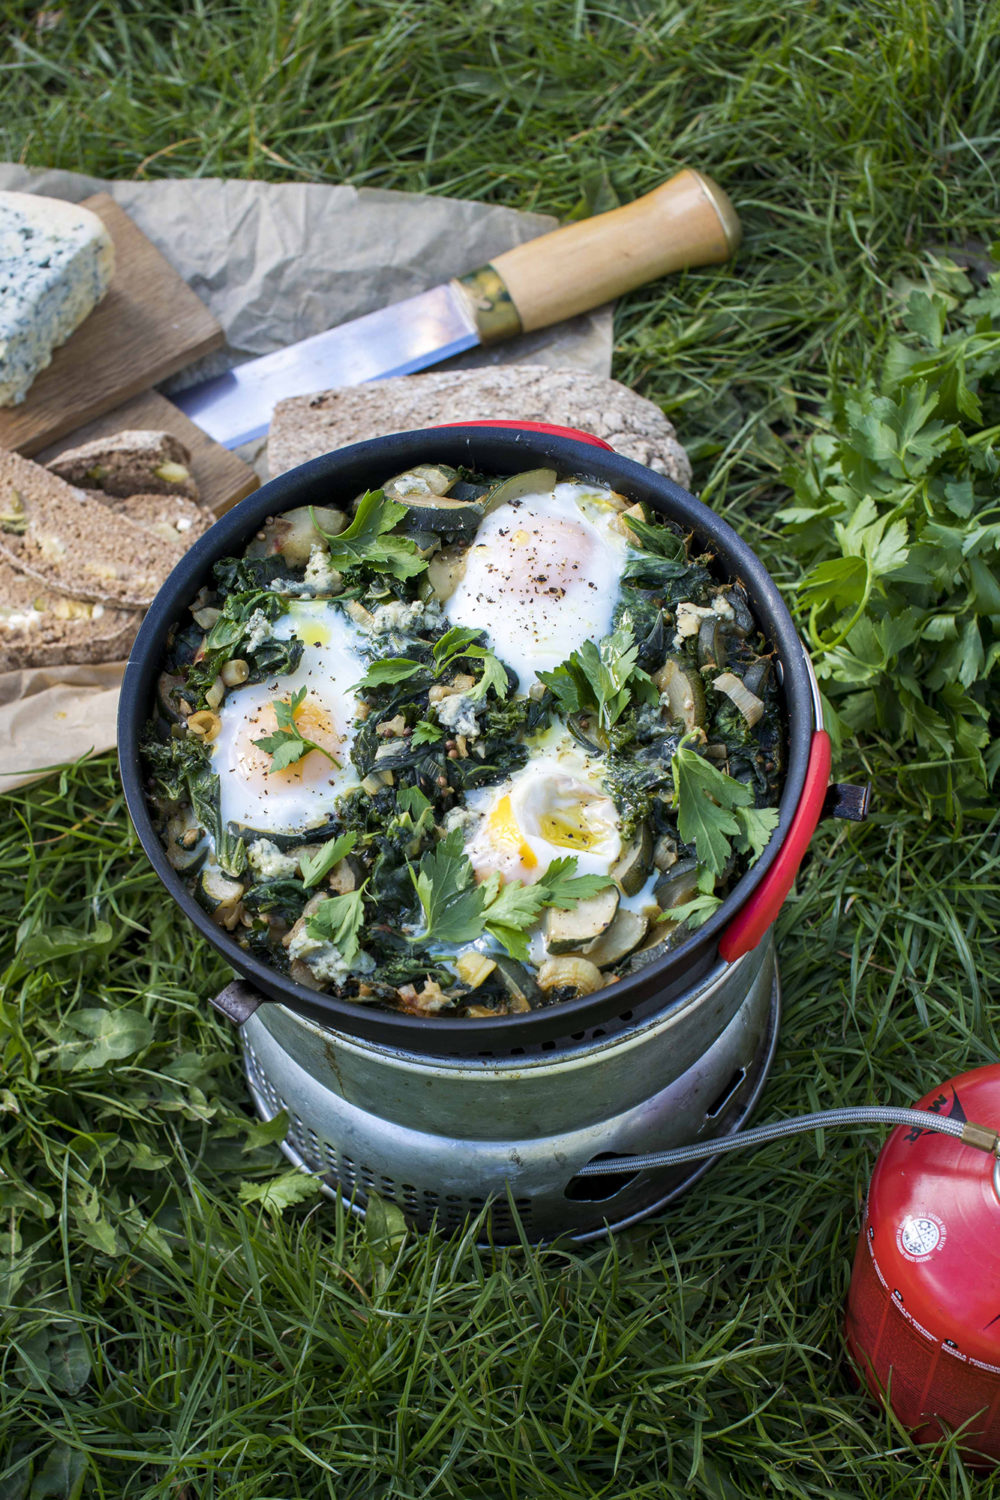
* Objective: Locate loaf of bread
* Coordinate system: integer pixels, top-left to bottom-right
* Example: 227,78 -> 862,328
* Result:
268,366 -> 692,486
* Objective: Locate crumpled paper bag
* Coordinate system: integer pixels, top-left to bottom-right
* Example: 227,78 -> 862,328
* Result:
0,169 -> 614,791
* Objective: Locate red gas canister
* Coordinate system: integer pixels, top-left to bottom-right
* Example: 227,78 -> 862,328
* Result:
845,1064 -> 1000,1461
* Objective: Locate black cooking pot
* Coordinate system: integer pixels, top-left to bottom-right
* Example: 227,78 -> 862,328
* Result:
118,425 -> 828,1056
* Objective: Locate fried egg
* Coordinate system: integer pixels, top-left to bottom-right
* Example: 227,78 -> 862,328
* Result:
211,601 -> 365,835
444,481 -> 627,691
464,746 -> 622,886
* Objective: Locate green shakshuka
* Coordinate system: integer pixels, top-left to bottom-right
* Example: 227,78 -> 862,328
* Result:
141,464 -> 784,1017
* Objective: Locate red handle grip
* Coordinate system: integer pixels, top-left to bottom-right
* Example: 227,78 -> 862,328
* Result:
718,729 -> 832,962
436,419 -> 613,450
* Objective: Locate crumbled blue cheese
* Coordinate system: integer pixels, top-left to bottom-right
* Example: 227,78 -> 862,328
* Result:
0,193 -> 115,407
436,691 -> 481,738
443,805 -> 480,836
369,598 -> 442,635
302,545 -> 343,594
247,838 -> 300,879
286,925 -> 375,984
672,597 -> 735,650
242,609 -> 273,653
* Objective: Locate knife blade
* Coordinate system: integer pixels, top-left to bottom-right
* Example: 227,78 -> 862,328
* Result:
174,169 -> 740,449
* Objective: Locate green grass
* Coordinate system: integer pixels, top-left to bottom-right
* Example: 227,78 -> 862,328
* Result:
3,1 -> 1000,1495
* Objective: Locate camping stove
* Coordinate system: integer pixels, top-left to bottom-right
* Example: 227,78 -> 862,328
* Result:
213,934 -> 779,1244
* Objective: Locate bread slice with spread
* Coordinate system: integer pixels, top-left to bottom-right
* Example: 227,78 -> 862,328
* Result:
0,558 -> 139,673
46,429 -> 200,500
0,447 -> 189,608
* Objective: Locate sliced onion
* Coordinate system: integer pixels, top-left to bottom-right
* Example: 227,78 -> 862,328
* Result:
713,671 -> 764,727
536,956 -> 604,995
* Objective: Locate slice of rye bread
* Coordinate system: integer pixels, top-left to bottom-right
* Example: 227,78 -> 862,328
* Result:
267,366 -> 693,486
0,447 -> 189,608
93,491 -> 214,546
0,559 -> 139,672
45,430 -> 200,500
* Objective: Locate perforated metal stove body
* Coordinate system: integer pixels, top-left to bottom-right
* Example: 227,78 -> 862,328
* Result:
216,935 -> 779,1245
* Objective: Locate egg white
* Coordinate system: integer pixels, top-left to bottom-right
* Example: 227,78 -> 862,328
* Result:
444,480 -> 627,691
463,742 -> 622,887
211,601 -> 365,836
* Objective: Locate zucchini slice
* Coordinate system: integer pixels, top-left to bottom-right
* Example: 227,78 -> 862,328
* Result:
197,864 -> 245,926
480,468 -> 557,516
581,908 -> 649,968
165,810 -> 208,873
653,857 -> 700,911
246,505 -> 347,565
610,824 -> 653,895
157,671 -> 194,725
656,657 -> 707,733
426,544 -> 468,602
382,464 -> 459,503
382,465 -> 484,536
491,954 -> 541,1008
545,886 -> 620,955
628,924 -> 675,972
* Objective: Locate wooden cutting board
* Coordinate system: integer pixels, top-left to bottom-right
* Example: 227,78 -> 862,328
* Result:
37,389 -> 259,518
0,193 -> 224,456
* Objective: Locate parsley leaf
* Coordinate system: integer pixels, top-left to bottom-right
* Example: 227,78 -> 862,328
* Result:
480,858 -> 616,959
778,260 -> 1000,810
409,833 -> 615,959
355,623 -> 510,702
671,744 -> 778,876
410,828 -> 485,947
411,719 -> 443,746
311,490 -> 425,580
537,615 -> 656,736
252,686 -> 339,772
733,804 -> 781,862
620,511 -> 688,563
299,831 -> 358,889
356,657 -> 426,688
304,886 -> 367,963
657,867 -> 724,929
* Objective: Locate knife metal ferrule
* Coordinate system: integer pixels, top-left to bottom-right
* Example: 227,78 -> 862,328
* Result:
453,265 -> 523,344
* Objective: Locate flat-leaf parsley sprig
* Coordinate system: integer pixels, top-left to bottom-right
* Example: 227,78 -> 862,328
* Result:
356,624 -> 511,703
305,885 -> 368,963
310,490 -> 426,581
409,827 -> 615,962
778,257 -> 1000,808
671,739 -> 779,875
536,615 -> 658,737
656,739 -> 780,931
253,686 -> 340,773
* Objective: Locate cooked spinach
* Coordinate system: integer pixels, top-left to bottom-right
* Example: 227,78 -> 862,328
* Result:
142,467 -> 786,1016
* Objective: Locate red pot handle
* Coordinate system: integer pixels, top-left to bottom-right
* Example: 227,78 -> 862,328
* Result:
436,419 -> 614,450
718,729 -> 832,962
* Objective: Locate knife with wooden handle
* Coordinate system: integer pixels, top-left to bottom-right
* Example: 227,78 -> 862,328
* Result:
174,169 -> 740,449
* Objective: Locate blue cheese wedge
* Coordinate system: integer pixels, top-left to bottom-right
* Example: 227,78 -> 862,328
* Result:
0,193 -> 115,407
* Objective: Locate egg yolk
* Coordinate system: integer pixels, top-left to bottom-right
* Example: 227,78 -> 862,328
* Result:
537,806 -> 605,851
470,515 -> 598,603
234,694 -> 344,788
486,794 -> 538,870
